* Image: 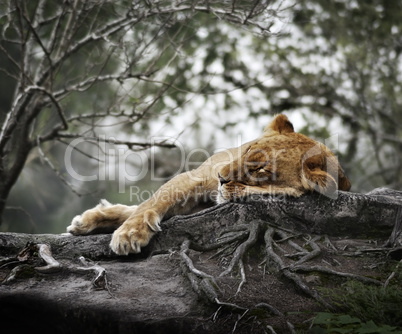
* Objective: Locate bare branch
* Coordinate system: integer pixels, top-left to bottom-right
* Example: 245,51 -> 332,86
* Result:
243,0 -> 263,24
53,71 -> 155,99
55,133 -> 176,150
57,139 -> 104,163
0,43 -> 33,84
54,0 -> 80,60
19,4 -> 51,61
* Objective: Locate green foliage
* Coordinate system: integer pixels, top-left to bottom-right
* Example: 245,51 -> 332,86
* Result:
317,278 -> 402,330
310,312 -> 402,334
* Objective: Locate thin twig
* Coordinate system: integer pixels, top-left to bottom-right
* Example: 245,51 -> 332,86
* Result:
215,298 -> 248,312
232,309 -> 249,334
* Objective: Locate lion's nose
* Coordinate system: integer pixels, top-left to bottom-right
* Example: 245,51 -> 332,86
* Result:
218,173 -> 230,185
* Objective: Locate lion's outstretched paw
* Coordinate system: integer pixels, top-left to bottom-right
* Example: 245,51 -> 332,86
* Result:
66,199 -> 112,235
67,214 -> 87,235
67,213 -> 99,235
67,215 -> 82,235
67,200 -> 139,237
109,210 -> 161,255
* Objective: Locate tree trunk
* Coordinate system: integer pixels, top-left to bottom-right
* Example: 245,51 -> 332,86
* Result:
1,189 -> 401,333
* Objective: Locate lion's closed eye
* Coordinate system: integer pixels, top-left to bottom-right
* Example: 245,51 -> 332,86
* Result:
250,167 -> 278,183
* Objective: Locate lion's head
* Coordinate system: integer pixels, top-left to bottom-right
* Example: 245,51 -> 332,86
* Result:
217,114 -> 351,203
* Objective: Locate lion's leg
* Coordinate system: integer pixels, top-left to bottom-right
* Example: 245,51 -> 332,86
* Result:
67,199 -> 137,235
109,171 -> 217,255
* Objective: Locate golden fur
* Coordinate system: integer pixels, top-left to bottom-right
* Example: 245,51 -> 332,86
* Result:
67,114 -> 351,255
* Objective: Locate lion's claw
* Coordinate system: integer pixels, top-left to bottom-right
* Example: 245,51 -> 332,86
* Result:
110,227 -> 150,255
109,209 -> 161,255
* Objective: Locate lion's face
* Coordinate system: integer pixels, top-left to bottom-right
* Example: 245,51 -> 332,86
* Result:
217,115 -> 351,203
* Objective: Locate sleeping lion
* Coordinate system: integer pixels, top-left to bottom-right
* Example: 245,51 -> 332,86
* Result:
67,114 -> 351,255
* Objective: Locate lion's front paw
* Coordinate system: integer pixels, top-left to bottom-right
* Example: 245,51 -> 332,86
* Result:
109,210 -> 162,255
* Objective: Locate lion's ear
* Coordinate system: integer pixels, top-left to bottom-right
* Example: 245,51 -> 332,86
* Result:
264,114 -> 294,134
301,155 -> 338,195
338,167 -> 351,191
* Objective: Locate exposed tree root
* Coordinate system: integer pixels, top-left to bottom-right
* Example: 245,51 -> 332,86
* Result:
179,217 -> 398,328
254,302 -> 283,317
76,256 -> 111,293
220,220 -> 261,278
235,259 -> 246,295
292,235 -> 321,266
0,242 -> 111,293
264,227 -> 332,309
385,207 -> 402,247
35,244 -> 62,273
1,242 -> 61,283
290,265 -> 381,285
179,236 -> 292,332
180,239 -> 220,303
